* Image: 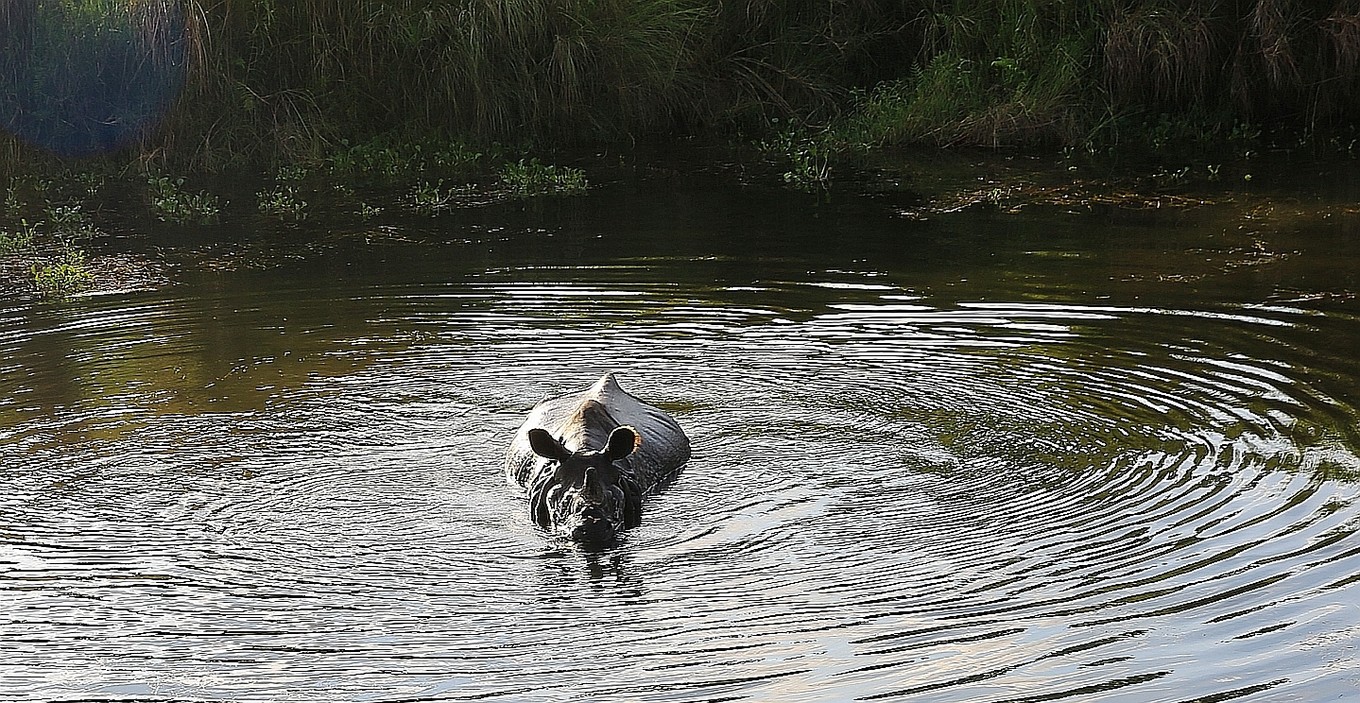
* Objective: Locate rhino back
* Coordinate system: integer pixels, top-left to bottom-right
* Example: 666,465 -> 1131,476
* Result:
505,374 -> 690,488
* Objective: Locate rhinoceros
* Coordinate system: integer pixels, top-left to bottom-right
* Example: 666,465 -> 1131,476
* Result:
505,373 -> 690,542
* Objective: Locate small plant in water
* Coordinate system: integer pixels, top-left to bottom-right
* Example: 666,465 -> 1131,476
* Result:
327,138 -> 484,178
274,164 -> 311,182
761,121 -> 833,191
74,171 -> 104,198
30,246 -> 94,297
1152,166 -> 1192,186
147,175 -> 222,224
257,186 -> 308,220
499,159 -> 588,196
407,179 -> 467,213
0,219 -> 38,254
44,203 -> 99,240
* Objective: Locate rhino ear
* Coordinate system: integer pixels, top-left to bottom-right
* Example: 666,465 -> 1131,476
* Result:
604,426 -> 639,460
528,429 -> 570,460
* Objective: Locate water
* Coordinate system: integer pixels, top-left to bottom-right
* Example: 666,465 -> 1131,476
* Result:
3,153 -> 1360,701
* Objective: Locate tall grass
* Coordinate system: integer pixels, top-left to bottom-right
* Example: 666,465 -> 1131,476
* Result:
150,0 -> 726,167
842,0 -> 1093,147
4,0 -> 1360,171
843,0 -> 1360,149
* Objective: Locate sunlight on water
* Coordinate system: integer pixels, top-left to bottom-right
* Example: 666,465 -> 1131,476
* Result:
3,170 -> 1360,701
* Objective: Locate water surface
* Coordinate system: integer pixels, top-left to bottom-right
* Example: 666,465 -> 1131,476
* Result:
3,153 -> 1360,701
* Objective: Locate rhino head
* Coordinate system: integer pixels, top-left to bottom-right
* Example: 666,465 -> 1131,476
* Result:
524,425 -> 643,543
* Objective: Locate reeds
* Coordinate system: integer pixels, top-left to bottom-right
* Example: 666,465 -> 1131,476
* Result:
152,0 -> 722,166
1099,0 -> 1360,137
1104,3 -> 1220,110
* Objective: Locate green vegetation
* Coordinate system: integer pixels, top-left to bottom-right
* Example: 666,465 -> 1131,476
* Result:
499,160 -> 588,197
257,185 -> 307,219
0,206 -> 97,298
43,203 -> 98,239
5,1 -> 1360,177
407,179 -> 463,214
30,246 -> 93,297
324,139 -> 485,179
761,121 -> 834,191
0,219 -> 37,254
147,175 -> 222,224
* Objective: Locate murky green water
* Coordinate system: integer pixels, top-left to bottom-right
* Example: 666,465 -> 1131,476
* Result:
3,153 -> 1360,701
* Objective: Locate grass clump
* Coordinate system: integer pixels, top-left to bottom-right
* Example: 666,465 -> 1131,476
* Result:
838,1 -> 1090,149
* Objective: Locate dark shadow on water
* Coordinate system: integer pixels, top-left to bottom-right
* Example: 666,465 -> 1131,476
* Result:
526,543 -> 645,601
581,551 -> 629,585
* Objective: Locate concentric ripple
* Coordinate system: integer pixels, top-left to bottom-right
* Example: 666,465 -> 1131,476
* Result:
2,257 -> 1359,702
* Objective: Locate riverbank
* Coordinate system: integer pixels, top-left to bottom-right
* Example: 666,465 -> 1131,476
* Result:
0,141 -> 596,298
4,145 -> 1358,301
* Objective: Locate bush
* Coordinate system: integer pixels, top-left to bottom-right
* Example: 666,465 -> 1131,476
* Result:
6,0 -> 1360,170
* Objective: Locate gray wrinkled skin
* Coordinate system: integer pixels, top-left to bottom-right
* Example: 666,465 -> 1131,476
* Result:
505,373 -> 691,543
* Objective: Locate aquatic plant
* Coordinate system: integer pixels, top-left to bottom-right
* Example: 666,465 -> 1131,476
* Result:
257,186 -> 307,220
43,203 -> 99,240
407,180 -> 460,214
147,175 -> 221,224
761,121 -> 833,191
273,164 -> 311,182
72,170 -> 104,198
499,160 -> 588,196
325,138 -> 484,179
328,141 -> 419,179
0,219 -> 38,254
30,246 -> 94,297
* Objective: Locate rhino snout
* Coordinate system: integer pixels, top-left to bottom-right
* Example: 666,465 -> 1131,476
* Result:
570,508 -> 616,542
